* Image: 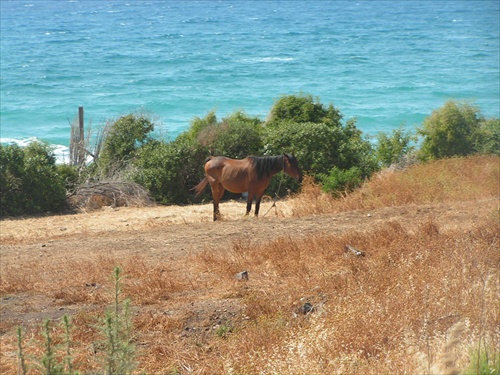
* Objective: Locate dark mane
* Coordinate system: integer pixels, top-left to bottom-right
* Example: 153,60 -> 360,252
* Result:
248,155 -> 284,179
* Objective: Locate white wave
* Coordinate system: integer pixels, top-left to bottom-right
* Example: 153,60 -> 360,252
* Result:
259,57 -> 295,62
1,137 -> 70,164
1,137 -> 39,147
240,57 -> 296,63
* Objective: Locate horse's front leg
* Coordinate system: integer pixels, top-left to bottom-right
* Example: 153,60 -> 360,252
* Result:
245,193 -> 254,216
254,192 -> 265,217
213,202 -> 220,221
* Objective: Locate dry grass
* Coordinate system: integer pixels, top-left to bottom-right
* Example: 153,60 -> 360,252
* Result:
1,155 -> 499,374
292,155 -> 499,216
195,215 -> 499,374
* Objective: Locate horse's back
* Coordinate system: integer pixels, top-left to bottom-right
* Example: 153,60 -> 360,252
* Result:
204,156 -> 253,193
205,156 -> 250,170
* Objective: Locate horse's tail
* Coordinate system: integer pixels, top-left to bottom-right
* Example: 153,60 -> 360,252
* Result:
192,177 -> 209,196
192,156 -> 214,196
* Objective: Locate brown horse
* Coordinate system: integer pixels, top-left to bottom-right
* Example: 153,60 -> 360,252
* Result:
193,153 -> 302,221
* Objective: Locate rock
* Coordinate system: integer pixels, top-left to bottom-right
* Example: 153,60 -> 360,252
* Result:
235,270 -> 249,281
299,302 -> 313,315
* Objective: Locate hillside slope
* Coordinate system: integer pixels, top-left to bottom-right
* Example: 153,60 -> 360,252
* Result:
1,155 -> 498,374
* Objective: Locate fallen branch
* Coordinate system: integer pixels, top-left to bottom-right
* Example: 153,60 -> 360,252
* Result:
69,180 -> 152,210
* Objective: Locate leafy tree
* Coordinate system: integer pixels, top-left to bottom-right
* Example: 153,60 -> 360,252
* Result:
418,100 -> 482,160
375,124 -> 416,167
267,93 -> 342,127
0,142 -> 67,216
98,114 -> 155,175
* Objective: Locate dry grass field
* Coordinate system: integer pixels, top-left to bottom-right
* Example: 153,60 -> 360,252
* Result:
1,155 -> 499,374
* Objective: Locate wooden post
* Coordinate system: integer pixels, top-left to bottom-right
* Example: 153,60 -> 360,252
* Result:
78,106 -> 84,164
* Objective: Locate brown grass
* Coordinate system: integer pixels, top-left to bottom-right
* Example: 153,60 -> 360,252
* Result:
194,215 -> 499,374
292,155 -> 499,216
1,155 -> 499,374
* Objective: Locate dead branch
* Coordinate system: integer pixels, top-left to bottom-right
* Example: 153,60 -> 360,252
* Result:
69,181 -> 152,210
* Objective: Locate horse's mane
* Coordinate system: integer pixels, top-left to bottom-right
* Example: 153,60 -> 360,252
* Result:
248,155 -> 284,179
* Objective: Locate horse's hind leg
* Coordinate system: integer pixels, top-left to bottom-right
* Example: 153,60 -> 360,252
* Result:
211,183 -> 225,221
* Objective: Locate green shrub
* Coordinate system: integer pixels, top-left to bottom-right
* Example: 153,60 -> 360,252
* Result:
133,138 -> 208,204
473,118 -> 500,156
267,93 -> 342,127
263,119 -> 375,176
0,143 -> 25,215
262,119 -> 375,195
196,111 -> 264,158
0,142 -> 67,216
374,124 -> 416,167
56,164 -> 80,193
318,166 -> 364,197
98,114 -> 155,176
263,95 -> 376,195
148,110 -> 265,203
418,100 -> 482,160
182,109 -> 218,141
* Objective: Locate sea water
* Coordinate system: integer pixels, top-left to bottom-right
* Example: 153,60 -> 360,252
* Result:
1,0 -> 499,160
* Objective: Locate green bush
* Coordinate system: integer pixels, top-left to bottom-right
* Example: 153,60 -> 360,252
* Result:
0,143 -> 24,215
262,95 -> 376,195
473,118 -> 500,156
182,109 -> 218,141
0,142 -> 67,216
318,166 -> 364,197
267,93 -> 342,127
418,100 -> 482,160
375,124 -> 417,167
98,114 -> 155,176
262,120 -> 375,196
263,119 -> 375,177
196,111 -> 264,158
56,164 -> 80,193
133,138 -> 208,204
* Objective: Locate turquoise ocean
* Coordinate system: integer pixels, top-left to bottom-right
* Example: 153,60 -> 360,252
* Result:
1,0 -> 499,161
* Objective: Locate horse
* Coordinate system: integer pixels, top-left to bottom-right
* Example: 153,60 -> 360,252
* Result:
193,153 -> 302,221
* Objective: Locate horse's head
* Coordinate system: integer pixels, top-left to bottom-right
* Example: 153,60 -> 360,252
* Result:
283,153 -> 302,183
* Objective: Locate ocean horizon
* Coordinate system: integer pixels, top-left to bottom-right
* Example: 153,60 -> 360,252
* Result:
1,0 -> 499,161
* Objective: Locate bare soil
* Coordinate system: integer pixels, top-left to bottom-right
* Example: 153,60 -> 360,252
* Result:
0,197 -> 497,343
